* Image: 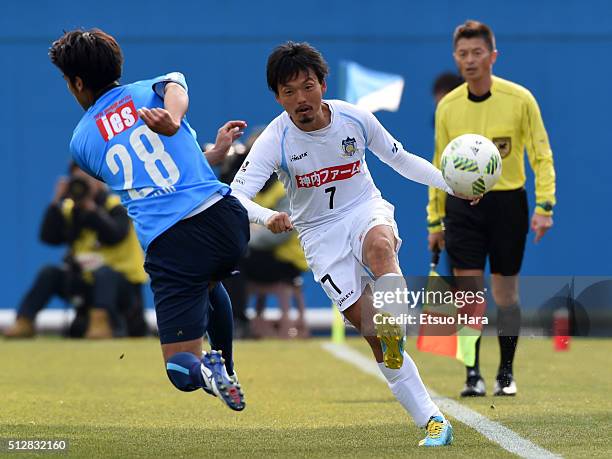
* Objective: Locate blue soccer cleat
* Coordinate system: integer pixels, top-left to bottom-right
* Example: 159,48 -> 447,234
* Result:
375,313 -> 405,369
419,415 -> 453,447
200,350 -> 245,411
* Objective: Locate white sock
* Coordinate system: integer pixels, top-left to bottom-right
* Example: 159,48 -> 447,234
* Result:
378,351 -> 442,427
373,273 -> 410,335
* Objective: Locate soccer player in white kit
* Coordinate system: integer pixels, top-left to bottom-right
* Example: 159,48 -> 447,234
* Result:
232,42 -> 459,446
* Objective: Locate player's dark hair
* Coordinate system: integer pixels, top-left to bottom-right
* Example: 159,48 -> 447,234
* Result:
453,20 -> 496,51
266,41 -> 329,95
49,28 -> 123,92
432,72 -> 464,96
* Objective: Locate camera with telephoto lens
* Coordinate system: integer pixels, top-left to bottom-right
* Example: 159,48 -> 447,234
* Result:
67,177 -> 90,202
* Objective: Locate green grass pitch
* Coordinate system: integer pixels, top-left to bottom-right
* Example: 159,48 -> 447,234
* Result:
1,337 -> 611,457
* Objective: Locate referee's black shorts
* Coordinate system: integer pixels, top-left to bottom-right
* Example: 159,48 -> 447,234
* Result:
444,188 -> 528,276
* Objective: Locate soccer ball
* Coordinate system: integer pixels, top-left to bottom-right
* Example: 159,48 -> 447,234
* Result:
440,134 -> 502,198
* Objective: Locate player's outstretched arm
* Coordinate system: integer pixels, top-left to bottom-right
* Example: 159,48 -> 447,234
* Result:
361,110 -> 449,192
229,188 -> 293,234
364,111 -> 480,204
231,189 -> 279,227
138,82 -> 187,136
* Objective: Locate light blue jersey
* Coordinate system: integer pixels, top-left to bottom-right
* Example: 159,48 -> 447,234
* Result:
70,73 -> 229,250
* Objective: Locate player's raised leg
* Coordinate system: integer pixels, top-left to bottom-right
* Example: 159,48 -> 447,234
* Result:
207,282 -> 235,376
162,338 -> 206,392
349,224 -> 453,446
207,282 -> 245,407
156,289 -> 245,412
145,199 -> 249,412
362,225 -> 406,369
342,292 -> 453,447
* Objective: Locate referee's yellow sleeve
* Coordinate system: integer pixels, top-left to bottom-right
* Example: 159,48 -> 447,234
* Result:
427,108 -> 449,233
523,93 -> 556,215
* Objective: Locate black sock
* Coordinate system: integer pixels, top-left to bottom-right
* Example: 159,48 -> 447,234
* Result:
465,336 -> 482,380
207,283 -> 234,376
497,304 -> 521,376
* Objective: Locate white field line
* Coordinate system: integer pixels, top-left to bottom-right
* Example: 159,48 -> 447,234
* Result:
322,342 -> 561,459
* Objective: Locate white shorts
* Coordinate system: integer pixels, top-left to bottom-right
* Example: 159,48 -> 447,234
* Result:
300,198 -> 402,312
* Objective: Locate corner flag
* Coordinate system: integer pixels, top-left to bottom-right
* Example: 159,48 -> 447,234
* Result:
339,61 -> 405,113
416,250 -> 484,366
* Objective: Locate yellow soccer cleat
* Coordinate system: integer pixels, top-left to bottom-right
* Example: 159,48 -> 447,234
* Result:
375,313 -> 405,369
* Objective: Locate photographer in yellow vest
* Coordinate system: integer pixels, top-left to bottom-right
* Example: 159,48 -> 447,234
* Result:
4,162 -> 147,339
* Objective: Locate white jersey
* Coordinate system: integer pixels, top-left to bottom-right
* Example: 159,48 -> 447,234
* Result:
231,99 -> 451,235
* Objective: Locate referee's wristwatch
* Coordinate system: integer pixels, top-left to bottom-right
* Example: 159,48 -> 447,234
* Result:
535,201 -> 554,215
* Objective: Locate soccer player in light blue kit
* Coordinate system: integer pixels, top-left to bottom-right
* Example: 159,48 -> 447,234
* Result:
50,28 -> 249,411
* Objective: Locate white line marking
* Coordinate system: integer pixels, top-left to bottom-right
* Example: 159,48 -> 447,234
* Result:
322,342 -> 561,459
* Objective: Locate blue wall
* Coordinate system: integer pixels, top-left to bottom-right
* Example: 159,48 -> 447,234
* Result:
2,0 -> 611,310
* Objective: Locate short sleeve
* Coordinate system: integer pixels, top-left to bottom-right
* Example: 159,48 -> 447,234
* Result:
151,72 -> 188,99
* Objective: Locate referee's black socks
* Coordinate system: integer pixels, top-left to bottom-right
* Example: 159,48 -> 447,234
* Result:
497,304 -> 521,377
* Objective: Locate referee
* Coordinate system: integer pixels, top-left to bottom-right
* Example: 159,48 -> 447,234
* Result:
427,20 -> 556,397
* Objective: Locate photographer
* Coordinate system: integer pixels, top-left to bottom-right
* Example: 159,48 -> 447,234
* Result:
4,163 -> 148,339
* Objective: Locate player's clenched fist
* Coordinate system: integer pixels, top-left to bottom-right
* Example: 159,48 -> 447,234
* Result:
266,212 -> 293,233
